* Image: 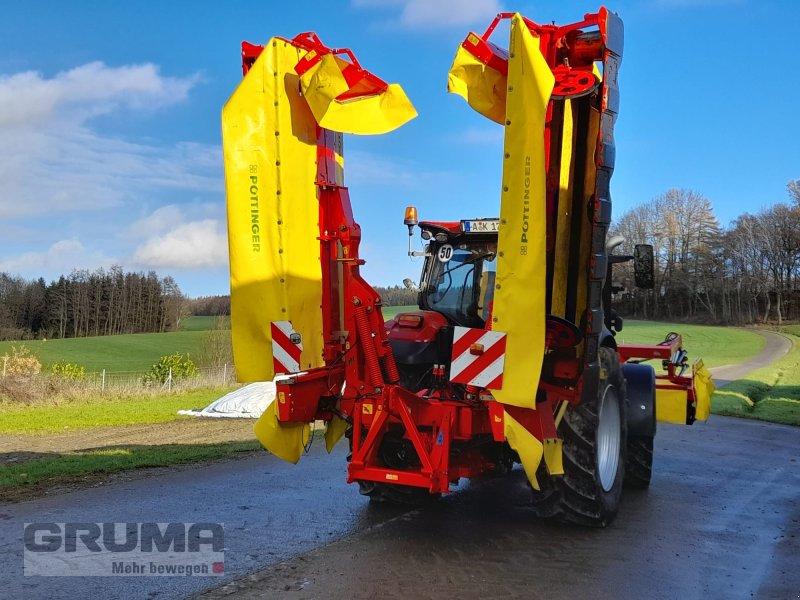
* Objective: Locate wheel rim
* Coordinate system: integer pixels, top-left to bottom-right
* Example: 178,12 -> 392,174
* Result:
597,385 -> 621,492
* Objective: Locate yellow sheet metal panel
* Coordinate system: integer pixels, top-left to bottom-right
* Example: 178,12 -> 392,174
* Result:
542,437 -> 564,476
254,400 -> 310,463
693,360 -> 715,421
503,409 -> 544,490
447,42 -> 507,124
656,388 -> 688,424
574,105 -> 600,325
551,99 -> 574,318
223,39 -> 324,382
299,54 -> 417,135
324,414 -> 349,453
491,15 -> 554,409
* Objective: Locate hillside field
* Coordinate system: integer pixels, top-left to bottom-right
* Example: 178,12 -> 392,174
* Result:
0,313 -> 765,373
0,316 -> 217,372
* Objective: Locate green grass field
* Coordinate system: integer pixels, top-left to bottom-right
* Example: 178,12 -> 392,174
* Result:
0,388 -> 234,434
0,316 -> 219,372
180,315 -> 226,331
712,334 -> 800,426
0,442 -> 260,495
615,320 -> 764,368
773,323 -> 800,337
0,331 -> 210,372
0,312 -> 764,373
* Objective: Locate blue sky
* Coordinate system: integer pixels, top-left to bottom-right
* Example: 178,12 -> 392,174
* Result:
0,0 -> 797,297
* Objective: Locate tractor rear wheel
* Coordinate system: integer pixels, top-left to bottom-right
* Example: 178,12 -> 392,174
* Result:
624,435 -> 654,489
531,346 -> 628,527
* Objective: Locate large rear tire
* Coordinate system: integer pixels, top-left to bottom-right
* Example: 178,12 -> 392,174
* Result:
624,436 -> 653,489
531,346 -> 628,527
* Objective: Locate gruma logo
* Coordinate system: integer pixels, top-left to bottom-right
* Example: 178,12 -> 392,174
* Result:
23,522 -> 225,577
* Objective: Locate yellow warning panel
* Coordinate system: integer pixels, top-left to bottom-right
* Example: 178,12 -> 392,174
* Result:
299,54 -> 417,135
491,15 -> 554,409
223,38 -> 324,382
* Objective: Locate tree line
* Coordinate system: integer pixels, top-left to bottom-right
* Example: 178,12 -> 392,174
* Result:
375,285 -> 418,307
611,183 -> 800,324
186,295 -> 231,316
182,287 -> 416,318
0,267 -> 184,341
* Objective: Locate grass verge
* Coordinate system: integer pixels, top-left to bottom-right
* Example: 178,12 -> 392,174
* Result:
0,388 -> 234,434
712,334 -> 800,426
0,441 -> 260,501
616,320 -> 764,368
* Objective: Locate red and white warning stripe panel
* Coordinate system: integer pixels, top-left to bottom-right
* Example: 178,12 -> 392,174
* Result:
271,320 -> 303,374
449,326 -> 507,390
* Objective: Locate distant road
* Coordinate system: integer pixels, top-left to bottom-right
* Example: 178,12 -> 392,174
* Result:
710,330 -> 792,386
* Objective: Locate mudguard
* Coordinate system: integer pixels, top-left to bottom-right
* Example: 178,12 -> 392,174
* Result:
623,362 -> 657,437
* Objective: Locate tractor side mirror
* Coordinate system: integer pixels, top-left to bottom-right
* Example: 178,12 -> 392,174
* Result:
634,244 -> 655,289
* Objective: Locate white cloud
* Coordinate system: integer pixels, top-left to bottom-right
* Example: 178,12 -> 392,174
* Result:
0,239 -> 115,273
132,219 -> 228,269
353,0 -> 503,29
0,62 -> 197,128
0,62 -> 218,220
128,205 -> 186,238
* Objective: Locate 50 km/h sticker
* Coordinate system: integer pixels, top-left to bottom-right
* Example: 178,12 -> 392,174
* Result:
438,244 -> 454,263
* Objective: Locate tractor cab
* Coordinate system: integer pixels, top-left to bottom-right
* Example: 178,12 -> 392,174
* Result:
417,219 -> 500,329
385,215 -> 502,390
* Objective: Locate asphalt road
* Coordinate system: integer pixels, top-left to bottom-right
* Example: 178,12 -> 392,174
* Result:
2,416 -> 798,600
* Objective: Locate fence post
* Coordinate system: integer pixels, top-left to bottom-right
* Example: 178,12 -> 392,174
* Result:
168,367 -> 172,393
102,369 -> 106,393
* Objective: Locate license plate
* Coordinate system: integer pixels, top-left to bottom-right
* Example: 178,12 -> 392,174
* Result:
462,219 -> 499,233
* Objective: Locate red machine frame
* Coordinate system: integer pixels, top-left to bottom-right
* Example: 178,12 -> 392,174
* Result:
243,13 -> 697,495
